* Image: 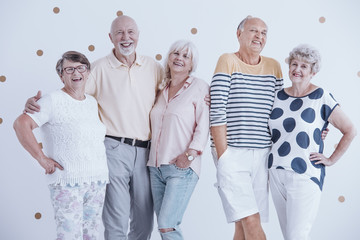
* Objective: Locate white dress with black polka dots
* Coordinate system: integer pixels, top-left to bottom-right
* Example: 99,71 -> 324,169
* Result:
268,88 -> 338,190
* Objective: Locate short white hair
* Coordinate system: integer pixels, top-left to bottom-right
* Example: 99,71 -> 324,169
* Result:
163,40 -> 199,80
288,44 -> 321,74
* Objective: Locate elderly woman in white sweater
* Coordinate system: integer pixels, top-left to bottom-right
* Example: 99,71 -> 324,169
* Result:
13,51 -> 108,240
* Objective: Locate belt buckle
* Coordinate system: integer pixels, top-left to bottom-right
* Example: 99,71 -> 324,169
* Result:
131,138 -> 136,146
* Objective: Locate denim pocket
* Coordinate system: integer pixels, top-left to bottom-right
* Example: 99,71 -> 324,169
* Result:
173,164 -> 190,171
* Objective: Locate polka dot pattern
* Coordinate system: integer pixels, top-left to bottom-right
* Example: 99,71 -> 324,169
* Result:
36,50 -> 43,56
191,28 -> 198,34
0,118 -> 3,124
268,88 -> 338,191
155,54 -> 162,61
271,129 -> 281,144
291,157 -> 307,174
301,108 -> 315,123
117,11 -> 123,16
35,212 -> 42,219
357,71 -> 360,78
270,108 -> 283,120
0,75 -> 6,82
53,7 -> 60,14
283,117 -> 296,132
320,104 -> 332,121
290,99 -> 303,111
309,88 -> 323,99
88,45 -> 95,52
278,141 -> 291,157
296,131 -> 310,149
338,196 -> 345,203
277,90 -> 289,100
313,128 -> 321,145
319,16 -> 326,23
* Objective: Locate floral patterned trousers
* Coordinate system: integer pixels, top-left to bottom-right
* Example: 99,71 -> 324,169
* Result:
49,181 -> 107,240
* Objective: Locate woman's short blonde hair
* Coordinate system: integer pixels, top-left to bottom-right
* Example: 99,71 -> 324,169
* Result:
288,44 -> 321,74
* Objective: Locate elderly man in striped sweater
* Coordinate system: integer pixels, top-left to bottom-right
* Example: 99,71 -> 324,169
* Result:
210,16 -> 283,240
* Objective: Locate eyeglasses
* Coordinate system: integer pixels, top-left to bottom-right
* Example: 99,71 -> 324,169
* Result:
63,65 -> 88,74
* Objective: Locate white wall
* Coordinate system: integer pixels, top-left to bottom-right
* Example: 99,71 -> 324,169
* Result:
1,0 -> 359,239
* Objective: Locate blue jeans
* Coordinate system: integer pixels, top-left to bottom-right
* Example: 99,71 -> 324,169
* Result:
149,164 -> 199,240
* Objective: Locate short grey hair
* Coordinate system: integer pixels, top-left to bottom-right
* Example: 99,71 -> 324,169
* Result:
163,40 -> 199,80
56,51 -> 90,77
237,15 -> 268,32
288,44 -> 321,74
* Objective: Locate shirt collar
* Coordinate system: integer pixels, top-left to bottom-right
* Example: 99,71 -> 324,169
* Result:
165,76 -> 194,89
107,49 -> 143,68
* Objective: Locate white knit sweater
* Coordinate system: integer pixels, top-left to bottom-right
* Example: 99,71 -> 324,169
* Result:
28,90 -> 109,186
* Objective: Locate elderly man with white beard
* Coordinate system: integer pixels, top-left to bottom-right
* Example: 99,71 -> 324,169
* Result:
25,15 -> 164,240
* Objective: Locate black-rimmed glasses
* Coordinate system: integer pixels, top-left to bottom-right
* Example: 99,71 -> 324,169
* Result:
63,65 -> 88,74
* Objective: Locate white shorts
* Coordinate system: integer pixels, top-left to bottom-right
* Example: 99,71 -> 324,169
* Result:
269,169 -> 322,240
212,147 -> 270,223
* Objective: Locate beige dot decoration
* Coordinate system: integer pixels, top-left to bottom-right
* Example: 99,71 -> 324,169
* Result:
117,11 -> 123,16
319,16 -> 326,23
191,28 -> 198,35
155,54 -> 162,61
88,45 -> 95,52
36,50 -> 43,56
338,196 -> 345,203
0,118 -> 3,124
0,75 -> 6,82
39,142 -> 43,149
357,71 -> 360,77
35,212 -> 42,219
53,7 -> 60,14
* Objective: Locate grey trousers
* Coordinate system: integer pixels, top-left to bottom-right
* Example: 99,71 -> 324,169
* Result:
103,137 -> 154,240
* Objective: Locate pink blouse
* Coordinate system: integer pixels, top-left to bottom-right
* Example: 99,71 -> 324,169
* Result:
147,76 -> 210,176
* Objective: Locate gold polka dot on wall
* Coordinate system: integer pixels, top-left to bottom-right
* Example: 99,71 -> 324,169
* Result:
155,54 -> 162,61
36,50 -> 43,57
338,196 -> 345,203
53,7 -> 60,14
357,71 -> 360,77
117,11 -> 123,16
0,118 -> 3,124
0,75 -> 6,82
191,28 -> 198,35
319,16 -> 326,23
88,45 -> 95,52
35,212 -> 42,219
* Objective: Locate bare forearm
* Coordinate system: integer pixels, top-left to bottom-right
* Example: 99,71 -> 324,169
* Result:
13,115 -> 44,162
211,125 -> 227,158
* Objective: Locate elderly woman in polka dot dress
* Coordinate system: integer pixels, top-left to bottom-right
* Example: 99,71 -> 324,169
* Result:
267,44 -> 356,240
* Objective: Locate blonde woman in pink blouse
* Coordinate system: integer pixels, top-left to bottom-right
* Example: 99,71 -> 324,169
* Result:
147,40 -> 209,240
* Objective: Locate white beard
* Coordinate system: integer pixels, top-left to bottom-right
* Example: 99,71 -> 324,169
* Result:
118,43 -> 135,56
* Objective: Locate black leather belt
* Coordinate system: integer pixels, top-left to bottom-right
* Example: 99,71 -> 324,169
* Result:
106,135 -> 150,149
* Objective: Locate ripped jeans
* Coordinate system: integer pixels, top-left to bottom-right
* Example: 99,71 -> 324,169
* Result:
149,165 -> 198,240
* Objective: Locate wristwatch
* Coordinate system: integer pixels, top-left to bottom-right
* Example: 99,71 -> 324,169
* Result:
185,152 -> 195,161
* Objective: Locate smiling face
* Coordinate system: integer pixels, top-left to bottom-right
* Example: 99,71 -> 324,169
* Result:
238,18 -> 267,54
61,59 -> 89,93
289,58 -> 315,85
109,16 -> 139,57
167,48 -> 193,76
